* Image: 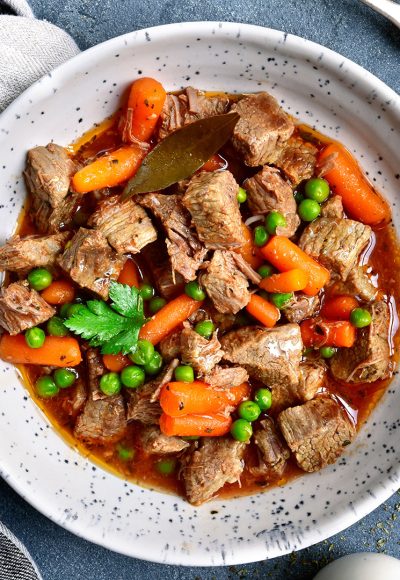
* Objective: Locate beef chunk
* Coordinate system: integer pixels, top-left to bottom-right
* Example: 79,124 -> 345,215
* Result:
57,228 -> 125,299
202,365 -> 249,388
251,419 -> 290,478
273,136 -> 317,185
85,348 -> 108,401
0,233 -> 69,273
140,193 -> 206,281
331,266 -> 378,302
221,324 -> 303,390
74,394 -> 126,444
181,437 -> 245,505
24,143 -> 76,208
244,166 -> 299,237
0,281 -> 55,334
330,301 -> 391,383
139,425 -> 189,455
320,196 -> 344,219
298,360 -> 326,401
201,250 -> 251,314
183,171 -> 245,249
142,241 -> 185,300
61,378 -> 87,417
231,92 -> 294,167
89,196 -> 157,254
158,87 -> 229,139
278,397 -> 356,472
31,193 -> 80,234
180,327 -> 224,374
159,329 -> 182,362
283,293 -> 320,324
299,217 -> 371,280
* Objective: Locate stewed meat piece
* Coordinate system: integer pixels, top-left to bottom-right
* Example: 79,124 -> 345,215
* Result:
251,419 -> 290,478
89,196 -> 157,254
159,329 -> 182,362
320,195 -> 344,219
202,365 -> 249,388
230,92 -> 294,166
139,425 -> 189,455
0,281 -> 55,334
74,394 -> 126,444
278,397 -> 356,472
142,241 -> 185,300
298,360 -> 326,401
0,233 -> 70,273
283,293 -> 320,324
180,327 -> 224,375
31,193 -> 80,234
61,378 -> 87,417
57,228 -> 126,299
272,136 -> 317,186
183,170 -> 245,249
331,266 -> 378,302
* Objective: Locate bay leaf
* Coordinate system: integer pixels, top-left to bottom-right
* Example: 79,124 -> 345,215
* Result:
122,111 -> 240,197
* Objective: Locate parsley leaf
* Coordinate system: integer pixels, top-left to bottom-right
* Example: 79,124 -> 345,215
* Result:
64,281 -> 146,355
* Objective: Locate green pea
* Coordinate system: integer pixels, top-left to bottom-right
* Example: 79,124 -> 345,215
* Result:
67,303 -> 86,318
53,368 -> 76,388
320,346 -> 336,359
254,388 -> 272,411
59,302 -> 73,319
238,400 -> 261,422
129,339 -> 155,366
194,320 -> 215,339
47,316 -> 68,337
120,365 -> 145,389
350,307 -> 372,328
139,283 -> 155,301
174,365 -> 195,383
35,375 -> 59,398
304,177 -> 330,203
237,187 -> 247,203
270,292 -> 293,309
253,225 -> 269,247
265,211 -> 287,235
27,268 -> 52,291
230,418 -> 253,442
257,264 -> 274,278
117,445 -> 135,461
184,281 -> 206,301
144,351 -> 163,376
149,296 -> 167,314
155,458 -> 177,475
298,199 -> 321,222
99,372 -> 121,396
25,327 -> 45,349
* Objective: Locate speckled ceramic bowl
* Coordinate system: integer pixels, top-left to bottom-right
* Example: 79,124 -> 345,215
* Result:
0,22 -> 399,567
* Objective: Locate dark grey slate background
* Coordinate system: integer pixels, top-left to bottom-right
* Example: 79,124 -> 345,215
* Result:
1,1 -> 399,579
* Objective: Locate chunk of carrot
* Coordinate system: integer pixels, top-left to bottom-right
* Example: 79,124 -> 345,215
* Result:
117,259 -> 140,288
237,222 -> 263,270
120,77 -> 166,143
300,318 -> 356,348
261,236 -> 330,296
103,353 -> 130,372
41,280 -> 75,305
0,334 -> 82,367
246,294 -> 280,328
72,145 -> 144,193
139,294 -> 203,345
319,143 -> 391,225
320,295 -> 359,321
259,268 -> 309,293
159,412 -> 232,437
201,154 -> 227,171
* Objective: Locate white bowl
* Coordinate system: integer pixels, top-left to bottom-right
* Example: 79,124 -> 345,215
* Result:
0,22 -> 399,567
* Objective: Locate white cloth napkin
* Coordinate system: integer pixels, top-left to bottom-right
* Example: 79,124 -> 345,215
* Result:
0,0 -> 80,111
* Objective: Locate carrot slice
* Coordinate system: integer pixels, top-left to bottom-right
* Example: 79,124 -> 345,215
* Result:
139,294 -> 203,345
117,259 -> 140,288
201,154 -> 227,172
320,295 -> 359,321
261,236 -> 330,296
159,413 -> 232,437
237,222 -> 263,270
260,268 -> 309,293
72,145 -> 145,193
246,294 -> 280,328
41,280 -> 75,305
319,143 -> 391,225
0,334 -> 82,367
300,318 -> 356,348
120,77 -> 166,143
103,353 -> 130,372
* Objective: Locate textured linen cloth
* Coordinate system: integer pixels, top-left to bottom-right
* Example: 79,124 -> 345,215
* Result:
0,0 -> 80,111
0,521 -> 43,580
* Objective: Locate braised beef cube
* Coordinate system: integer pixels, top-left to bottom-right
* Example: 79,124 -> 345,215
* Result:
140,193 -> 206,281
320,196 -> 344,219
61,378 -> 87,417
331,266 -> 378,302
159,329 -> 182,362
180,327 -> 224,375
231,92 -> 294,167
330,301 -> 391,383
74,394 -> 126,444
273,136 -> 317,185
0,281 -> 55,334
278,397 -> 356,472
283,293 -> 320,324
183,171 -> 245,249
251,419 -> 290,478
31,193 -> 80,234
221,324 -> 302,390
89,196 -> 157,254
158,88 -> 229,139
85,348 -> 108,401
57,228 -> 125,299
0,232 -> 69,273
201,250 -> 251,314
202,365 -> 249,388
298,360 -> 326,401
142,241 -> 185,300
244,166 -> 299,237
299,217 -> 371,280
181,437 -> 246,505
139,425 -> 189,455
24,143 -> 76,208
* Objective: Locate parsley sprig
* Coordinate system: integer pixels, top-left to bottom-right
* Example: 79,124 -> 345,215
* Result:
64,282 -> 146,355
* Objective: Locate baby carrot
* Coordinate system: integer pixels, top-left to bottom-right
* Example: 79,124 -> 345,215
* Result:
237,222 -> 263,270
201,154 -> 227,172
259,268 -> 309,293
246,294 -> 280,328
159,412 -> 232,437
0,334 -> 82,367
41,280 -> 75,305
117,259 -> 140,288
120,77 -> 166,143
320,295 -> 359,320
103,353 -> 130,372
300,318 -> 356,348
